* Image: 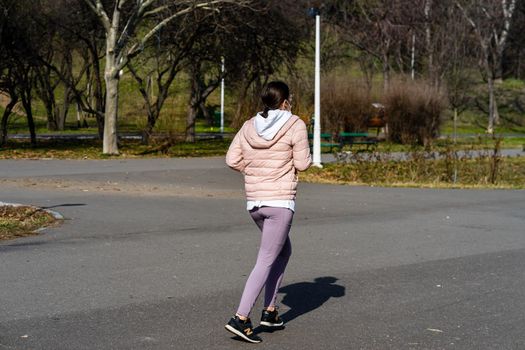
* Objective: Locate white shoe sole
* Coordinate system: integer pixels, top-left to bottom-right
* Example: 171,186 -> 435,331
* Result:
260,321 -> 284,327
225,324 -> 262,343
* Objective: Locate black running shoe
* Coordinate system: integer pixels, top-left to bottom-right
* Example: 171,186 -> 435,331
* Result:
260,309 -> 284,327
225,316 -> 262,343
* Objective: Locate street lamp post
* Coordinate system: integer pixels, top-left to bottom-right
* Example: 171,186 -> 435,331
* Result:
220,57 -> 225,134
309,7 -> 322,168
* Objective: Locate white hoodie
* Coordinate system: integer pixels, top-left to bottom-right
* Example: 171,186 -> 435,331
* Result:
254,109 -> 292,141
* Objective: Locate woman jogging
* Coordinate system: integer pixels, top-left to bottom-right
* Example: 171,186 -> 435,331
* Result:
224,81 -> 312,343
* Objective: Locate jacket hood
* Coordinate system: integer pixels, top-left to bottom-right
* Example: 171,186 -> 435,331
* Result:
254,109 -> 292,141
242,113 -> 301,149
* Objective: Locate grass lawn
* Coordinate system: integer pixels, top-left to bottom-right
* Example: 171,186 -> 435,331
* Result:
440,115 -> 525,136
2,109 -> 235,135
0,138 -> 232,159
1,132 -> 523,160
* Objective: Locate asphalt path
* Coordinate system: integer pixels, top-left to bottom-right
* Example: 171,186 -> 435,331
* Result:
1,157 -> 524,349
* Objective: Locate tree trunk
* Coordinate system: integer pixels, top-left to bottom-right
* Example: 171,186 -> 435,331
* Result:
104,72 -> 120,154
36,69 -> 59,132
95,110 -> 104,139
58,86 -> 72,131
128,66 -> 171,145
186,65 -> 201,142
382,55 -> 390,92
1,95 -> 18,146
44,99 -> 58,131
142,106 -> 157,145
137,98 -> 156,145
234,76 -> 257,126
424,0 -> 434,82
20,91 -> 37,147
185,81 -> 219,141
487,75 -> 499,134
494,47 -> 505,85
186,98 -> 198,143
200,101 -> 213,126
103,27 -> 120,155
142,123 -> 153,145
234,86 -> 248,123
480,43 -> 500,133
90,41 -> 105,140
410,33 -> 416,80
27,110 -> 37,147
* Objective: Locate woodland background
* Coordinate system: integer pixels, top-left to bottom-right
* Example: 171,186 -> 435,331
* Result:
1,0 -> 524,154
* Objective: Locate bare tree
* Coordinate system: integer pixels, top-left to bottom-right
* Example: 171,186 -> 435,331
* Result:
0,0 -> 43,146
37,1 -> 102,132
127,18 -> 198,144
58,0 -> 107,137
443,5 -> 476,126
415,0 -> 467,87
82,0 -> 252,154
0,71 -> 19,146
455,0 -> 518,133
180,0 -> 304,141
185,60 -> 223,142
0,2 -> 18,145
503,0 -> 525,79
327,0 -> 413,91
223,0 -> 305,128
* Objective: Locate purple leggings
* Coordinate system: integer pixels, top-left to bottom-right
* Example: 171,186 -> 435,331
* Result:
236,206 -> 294,318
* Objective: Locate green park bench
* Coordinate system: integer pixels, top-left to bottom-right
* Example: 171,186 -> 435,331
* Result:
308,133 -> 341,153
338,132 -> 378,150
308,132 -> 378,154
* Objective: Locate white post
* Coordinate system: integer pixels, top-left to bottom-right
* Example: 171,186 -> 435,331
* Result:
312,13 -> 322,168
453,107 -> 458,184
411,33 -> 416,80
76,102 -> 81,128
220,57 -> 225,134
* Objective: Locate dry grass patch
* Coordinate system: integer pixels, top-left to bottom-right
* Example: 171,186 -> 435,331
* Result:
0,205 -> 59,241
301,155 -> 525,190
0,139 -> 231,159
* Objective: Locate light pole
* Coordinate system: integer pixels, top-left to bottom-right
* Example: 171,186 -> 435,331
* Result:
411,33 -> 416,80
220,56 -> 225,134
309,7 -> 322,168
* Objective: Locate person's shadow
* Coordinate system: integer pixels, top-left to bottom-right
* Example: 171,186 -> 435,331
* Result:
254,276 -> 345,335
279,276 -> 345,324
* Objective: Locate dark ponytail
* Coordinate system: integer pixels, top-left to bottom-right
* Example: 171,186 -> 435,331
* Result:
262,106 -> 271,118
260,81 -> 290,118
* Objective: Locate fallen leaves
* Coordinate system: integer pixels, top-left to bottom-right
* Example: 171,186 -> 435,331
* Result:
0,204 -> 59,241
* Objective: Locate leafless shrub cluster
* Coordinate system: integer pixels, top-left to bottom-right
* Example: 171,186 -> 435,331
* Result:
383,79 -> 447,145
321,74 -> 376,134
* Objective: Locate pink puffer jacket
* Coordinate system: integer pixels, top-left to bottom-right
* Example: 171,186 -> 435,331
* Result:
226,115 -> 312,200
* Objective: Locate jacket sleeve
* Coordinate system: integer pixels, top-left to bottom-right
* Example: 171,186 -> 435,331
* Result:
291,119 -> 312,171
225,129 -> 245,172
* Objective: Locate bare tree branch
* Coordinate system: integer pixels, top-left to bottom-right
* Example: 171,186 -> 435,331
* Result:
83,0 -> 111,32
126,0 -> 242,60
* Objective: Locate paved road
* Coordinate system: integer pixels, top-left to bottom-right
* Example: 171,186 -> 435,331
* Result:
1,157 -> 524,349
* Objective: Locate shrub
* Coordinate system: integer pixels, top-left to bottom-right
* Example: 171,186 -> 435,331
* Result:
321,74 -> 376,134
384,79 -> 447,146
